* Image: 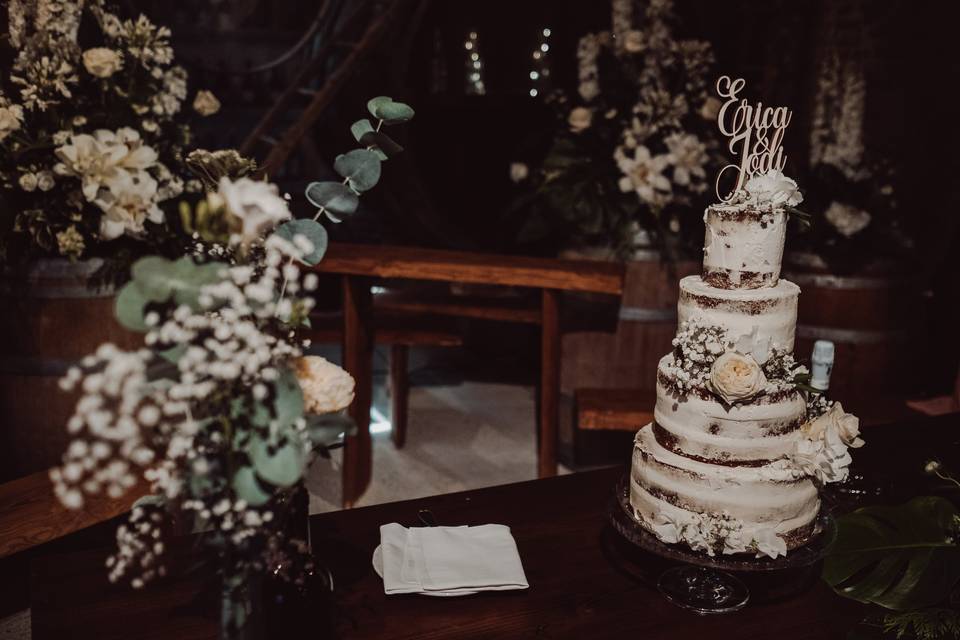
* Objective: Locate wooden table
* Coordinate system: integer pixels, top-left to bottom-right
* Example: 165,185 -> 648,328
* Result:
309,242 -> 625,506
28,414 -> 960,640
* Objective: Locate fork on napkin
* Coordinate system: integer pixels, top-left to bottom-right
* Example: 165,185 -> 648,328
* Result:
374,523 -> 529,596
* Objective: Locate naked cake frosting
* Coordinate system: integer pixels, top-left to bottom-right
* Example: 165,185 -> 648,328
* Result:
627,170 -> 864,560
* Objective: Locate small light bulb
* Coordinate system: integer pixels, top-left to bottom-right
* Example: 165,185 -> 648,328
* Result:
530,71 -> 539,80
529,88 -> 538,97
470,52 -> 479,61
465,41 -> 473,50
469,31 -> 478,39
540,43 -> 549,52
543,28 -> 551,37
533,51 -> 542,60
471,73 -> 480,81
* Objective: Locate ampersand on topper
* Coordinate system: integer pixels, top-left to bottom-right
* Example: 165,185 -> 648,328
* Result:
714,75 -> 793,202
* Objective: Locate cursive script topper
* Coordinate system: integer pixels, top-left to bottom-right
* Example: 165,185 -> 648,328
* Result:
714,75 -> 793,202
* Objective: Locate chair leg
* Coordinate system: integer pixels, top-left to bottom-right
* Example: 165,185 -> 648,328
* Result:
341,275 -> 373,508
538,289 -> 560,477
390,343 -> 409,449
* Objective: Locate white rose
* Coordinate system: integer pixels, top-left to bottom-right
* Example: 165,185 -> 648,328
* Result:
509,162 -> 529,183
743,169 -> 803,208
82,48 -> 123,78
192,90 -> 221,117
0,104 -> 24,141
623,30 -> 644,53
568,107 -> 593,133
18,172 -> 38,191
37,170 -> 55,192
802,402 -> 864,448
708,351 -> 767,404
294,356 -> 355,414
824,201 -> 871,237
217,177 -> 291,245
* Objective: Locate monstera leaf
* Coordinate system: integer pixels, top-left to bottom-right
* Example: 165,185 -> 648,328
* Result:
823,497 -> 960,610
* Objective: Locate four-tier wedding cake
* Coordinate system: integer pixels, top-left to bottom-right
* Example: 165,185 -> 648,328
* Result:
627,77 -> 864,560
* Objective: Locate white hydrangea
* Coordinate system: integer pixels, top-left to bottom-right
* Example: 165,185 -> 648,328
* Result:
294,356 -> 355,414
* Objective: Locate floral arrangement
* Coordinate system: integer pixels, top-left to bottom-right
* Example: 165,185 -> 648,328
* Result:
665,318 -> 864,485
649,509 -> 789,559
510,0 -> 721,260
0,0 -> 219,266
49,95 -> 414,637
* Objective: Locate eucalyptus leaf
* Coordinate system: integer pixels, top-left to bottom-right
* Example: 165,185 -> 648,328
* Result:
333,149 -> 382,192
304,181 -> 359,218
273,366 -> 304,434
130,256 -> 223,308
350,118 -> 375,143
274,219 -> 328,266
366,96 -> 415,124
247,436 -> 306,488
358,131 -> 403,159
823,496 -> 960,610
115,282 -> 151,332
232,466 -> 272,506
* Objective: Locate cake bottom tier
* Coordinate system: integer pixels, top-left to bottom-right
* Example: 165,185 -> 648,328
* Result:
629,423 -> 820,555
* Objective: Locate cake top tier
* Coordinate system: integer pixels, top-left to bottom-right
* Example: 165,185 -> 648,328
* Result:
703,76 -> 804,289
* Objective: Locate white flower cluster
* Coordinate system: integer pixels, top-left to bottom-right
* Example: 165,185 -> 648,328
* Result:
295,356 -> 355,415
648,510 -> 788,559
790,402 -> 864,484
669,319 -> 729,393
106,502 -> 167,588
734,170 -> 804,209
576,32 -> 604,102
762,348 -> 809,393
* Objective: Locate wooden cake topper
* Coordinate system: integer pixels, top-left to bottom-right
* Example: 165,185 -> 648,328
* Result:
714,75 -> 793,202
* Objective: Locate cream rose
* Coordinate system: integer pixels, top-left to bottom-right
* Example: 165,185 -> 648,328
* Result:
83,48 -> 123,78
192,90 -> 221,117
801,402 -> 864,448
568,107 -> 593,133
708,351 -> 767,404
743,170 -> 803,208
0,104 -> 24,141
294,356 -> 355,414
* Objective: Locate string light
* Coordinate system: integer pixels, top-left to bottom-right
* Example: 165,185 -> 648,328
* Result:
528,27 -> 552,98
464,29 -> 486,95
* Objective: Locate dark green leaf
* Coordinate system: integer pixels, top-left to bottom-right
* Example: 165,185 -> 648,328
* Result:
333,149 -> 382,192
350,118 -> 375,143
304,413 -> 356,451
304,181 -> 359,218
232,466 -> 272,506
247,436 -> 306,488
823,496 -> 960,610
273,219 -> 328,265
366,96 -> 415,124
358,131 -> 403,159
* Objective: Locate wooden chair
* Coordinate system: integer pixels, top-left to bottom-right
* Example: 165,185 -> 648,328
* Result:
308,242 -> 626,507
575,388 -> 656,433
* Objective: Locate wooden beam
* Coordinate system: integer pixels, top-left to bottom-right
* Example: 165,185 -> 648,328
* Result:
311,243 -> 625,295
0,470 -> 148,559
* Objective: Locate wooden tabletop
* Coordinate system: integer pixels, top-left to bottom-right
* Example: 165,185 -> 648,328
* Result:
27,414 -> 960,640
311,243 -> 626,295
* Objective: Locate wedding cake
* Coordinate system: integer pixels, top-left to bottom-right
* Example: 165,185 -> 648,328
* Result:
627,77 -> 864,560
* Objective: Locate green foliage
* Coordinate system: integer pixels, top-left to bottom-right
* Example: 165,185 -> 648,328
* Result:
823,497 -> 960,611
333,149 -> 382,193
115,282 -> 152,332
130,256 -> 224,307
358,131 -> 403,159
882,609 -> 960,640
350,119 -> 375,143
304,181 -> 359,221
305,413 -> 356,454
273,219 -> 328,265
366,96 -> 415,124
232,466 -> 272,507
247,436 -> 307,488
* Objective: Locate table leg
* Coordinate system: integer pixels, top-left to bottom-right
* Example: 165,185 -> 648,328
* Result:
341,275 -> 373,508
539,288 -> 560,477
390,343 -> 409,449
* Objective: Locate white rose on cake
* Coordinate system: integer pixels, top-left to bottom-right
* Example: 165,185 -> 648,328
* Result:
743,169 -> 803,208
294,356 -> 355,414
791,402 -> 863,483
801,402 -> 864,449
708,351 -> 767,404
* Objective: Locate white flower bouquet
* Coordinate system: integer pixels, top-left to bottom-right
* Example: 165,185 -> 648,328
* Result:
512,0 -> 722,260
0,1 -> 218,265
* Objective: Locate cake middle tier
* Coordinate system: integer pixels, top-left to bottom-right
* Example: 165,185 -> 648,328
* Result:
655,355 -> 807,464
678,275 -> 799,357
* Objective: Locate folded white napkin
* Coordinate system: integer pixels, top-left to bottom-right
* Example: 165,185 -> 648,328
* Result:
375,523 -> 529,596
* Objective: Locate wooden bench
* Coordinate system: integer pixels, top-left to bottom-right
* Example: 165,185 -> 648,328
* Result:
308,243 -> 625,506
575,388 -> 656,432
0,469 -> 148,560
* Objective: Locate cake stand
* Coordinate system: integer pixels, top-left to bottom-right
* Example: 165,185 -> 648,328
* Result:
606,475 -> 835,614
